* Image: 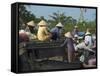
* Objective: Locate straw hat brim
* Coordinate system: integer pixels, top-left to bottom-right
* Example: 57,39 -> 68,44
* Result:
56,22 -> 63,27
65,32 -> 73,38
27,21 -> 35,26
38,20 -> 48,26
85,32 -> 91,35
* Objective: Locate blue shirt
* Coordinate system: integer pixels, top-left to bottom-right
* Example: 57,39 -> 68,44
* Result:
50,27 -> 62,40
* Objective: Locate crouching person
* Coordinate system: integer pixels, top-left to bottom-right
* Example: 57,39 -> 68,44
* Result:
61,32 -> 75,63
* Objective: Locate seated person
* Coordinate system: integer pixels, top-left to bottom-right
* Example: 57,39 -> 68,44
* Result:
50,22 -> 63,40
37,20 -> 52,41
26,20 -> 37,40
27,20 -> 37,32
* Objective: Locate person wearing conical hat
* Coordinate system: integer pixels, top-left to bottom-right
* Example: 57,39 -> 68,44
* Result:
27,20 -> 35,27
27,20 -> 37,34
61,32 -> 75,63
25,20 -> 37,40
84,28 -> 93,48
50,22 -> 63,40
37,20 -> 51,41
38,20 -> 48,26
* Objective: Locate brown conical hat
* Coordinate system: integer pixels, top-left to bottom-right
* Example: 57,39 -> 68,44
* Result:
38,20 -> 48,26
27,20 -> 35,26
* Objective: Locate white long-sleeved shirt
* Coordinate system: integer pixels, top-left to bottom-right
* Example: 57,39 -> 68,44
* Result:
84,35 -> 93,48
75,42 -> 94,53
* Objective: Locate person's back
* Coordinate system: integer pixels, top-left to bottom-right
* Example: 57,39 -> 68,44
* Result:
51,22 -> 63,40
51,27 -> 60,40
37,27 -> 50,41
51,27 -> 63,40
37,20 -> 51,41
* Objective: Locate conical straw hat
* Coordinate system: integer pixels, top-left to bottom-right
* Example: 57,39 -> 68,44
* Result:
56,22 -> 63,27
65,32 -> 73,38
85,32 -> 91,35
38,20 -> 48,26
27,20 -> 35,26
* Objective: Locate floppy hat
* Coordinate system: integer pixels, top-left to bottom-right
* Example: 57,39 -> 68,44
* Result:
27,20 -> 35,26
56,22 -> 63,27
38,20 -> 48,26
64,32 -> 73,38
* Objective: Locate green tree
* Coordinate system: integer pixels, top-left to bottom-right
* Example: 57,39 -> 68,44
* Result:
48,11 -> 77,32
19,5 -> 36,29
48,11 -> 68,29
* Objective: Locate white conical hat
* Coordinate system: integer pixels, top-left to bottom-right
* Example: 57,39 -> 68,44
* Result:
56,22 -> 63,27
38,20 -> 48,26
85,32 -> 91,35
27,20 -> 35,26
64,32 -> 73,38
